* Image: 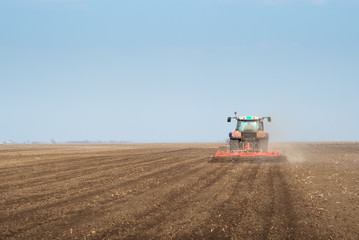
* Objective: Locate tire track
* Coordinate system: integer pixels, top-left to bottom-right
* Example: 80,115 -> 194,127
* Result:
184,163 -> 261,239
260,165 -> 275,239
270,164 -> 297,239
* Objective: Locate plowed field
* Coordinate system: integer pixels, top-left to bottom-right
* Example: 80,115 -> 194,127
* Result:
1,142 -> 359,239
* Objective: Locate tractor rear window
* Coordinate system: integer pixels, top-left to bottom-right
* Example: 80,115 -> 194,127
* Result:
237,121 -> 261,132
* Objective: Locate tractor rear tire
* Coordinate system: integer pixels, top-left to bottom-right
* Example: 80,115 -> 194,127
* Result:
229,139 -> 239,152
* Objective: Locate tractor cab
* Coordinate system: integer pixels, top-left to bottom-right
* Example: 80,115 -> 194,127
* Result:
227,116 -> 271,133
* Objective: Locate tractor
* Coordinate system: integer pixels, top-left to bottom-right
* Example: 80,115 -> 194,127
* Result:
227,112 -> 271,153
209,111 -> 287,163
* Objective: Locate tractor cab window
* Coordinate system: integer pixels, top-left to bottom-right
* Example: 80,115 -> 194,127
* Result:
237,120 -> 262,132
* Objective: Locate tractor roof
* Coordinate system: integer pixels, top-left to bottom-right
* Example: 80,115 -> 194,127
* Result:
236,116 -> 263,121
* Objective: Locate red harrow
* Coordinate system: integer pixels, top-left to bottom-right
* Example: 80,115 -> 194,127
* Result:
210,149 -> 287,163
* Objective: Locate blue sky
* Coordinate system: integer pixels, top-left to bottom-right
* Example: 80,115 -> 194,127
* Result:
1,0 -> 358,143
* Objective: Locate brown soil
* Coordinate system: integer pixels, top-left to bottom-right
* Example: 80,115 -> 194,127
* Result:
0,142 -> 358,239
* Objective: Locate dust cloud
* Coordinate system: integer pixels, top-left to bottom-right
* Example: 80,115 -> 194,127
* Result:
287,150 -> 306,163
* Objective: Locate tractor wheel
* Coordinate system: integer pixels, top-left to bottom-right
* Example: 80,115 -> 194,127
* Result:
258,139 -> 268,153
229,139 -> 239,152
